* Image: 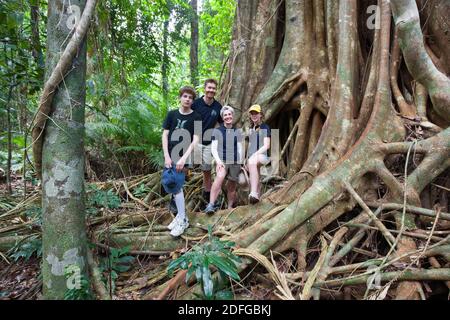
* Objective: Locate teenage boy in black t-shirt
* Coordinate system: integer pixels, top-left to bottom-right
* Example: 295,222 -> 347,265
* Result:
191,79 -> 223,205
162,86 -> 201,237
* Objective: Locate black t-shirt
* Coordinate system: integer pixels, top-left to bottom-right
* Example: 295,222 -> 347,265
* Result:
162,109 -> 202,162
248,123 -> 271,157
192,96 -> 223,145
212,125 -> 243,163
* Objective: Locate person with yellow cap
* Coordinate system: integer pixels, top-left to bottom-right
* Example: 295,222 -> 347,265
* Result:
246,104 -> 271,204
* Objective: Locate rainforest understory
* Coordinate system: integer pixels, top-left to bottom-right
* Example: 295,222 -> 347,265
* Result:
1,0 -> 450,300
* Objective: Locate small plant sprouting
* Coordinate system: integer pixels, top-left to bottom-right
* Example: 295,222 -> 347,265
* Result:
99,245 -> 135,294
167,226 -> 241,300
86,184 -> 121,216
9,236 -> 42,261
132,183 -> 150,198
63,265 -> 94,300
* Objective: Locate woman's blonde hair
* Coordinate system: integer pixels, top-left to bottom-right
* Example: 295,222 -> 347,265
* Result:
220,105 -> 235,118
248,110 -> 264,127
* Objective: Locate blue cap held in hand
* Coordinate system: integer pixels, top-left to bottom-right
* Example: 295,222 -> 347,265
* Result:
161,166 -> 185,194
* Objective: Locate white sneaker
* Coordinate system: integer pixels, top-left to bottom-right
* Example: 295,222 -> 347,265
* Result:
168,215 -> 181,230
249,192 -> 260,204
170,218 -> 189,237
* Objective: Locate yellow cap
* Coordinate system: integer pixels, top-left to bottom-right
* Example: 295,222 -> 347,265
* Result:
249,104 -> 262,113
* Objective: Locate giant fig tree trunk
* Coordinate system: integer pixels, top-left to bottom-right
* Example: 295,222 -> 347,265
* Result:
220,0 -> 449,300
109,0 -> 450,300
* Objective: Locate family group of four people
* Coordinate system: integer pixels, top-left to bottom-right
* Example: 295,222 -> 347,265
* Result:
161,79 -> 271,237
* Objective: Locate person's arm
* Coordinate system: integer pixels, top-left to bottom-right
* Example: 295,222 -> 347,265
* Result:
255,137 -> 271,155
162,129 -> 172,168
176,134 -> 199,172
236,129 -> 244,164
211,139 -> 224,167
237,141 -> 244,164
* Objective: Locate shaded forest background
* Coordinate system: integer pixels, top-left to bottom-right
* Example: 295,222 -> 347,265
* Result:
0,0 -> 235,187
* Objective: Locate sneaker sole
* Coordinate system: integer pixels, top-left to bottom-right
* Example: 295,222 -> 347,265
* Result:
249,196 -> 259,204
170,224 -> 189,237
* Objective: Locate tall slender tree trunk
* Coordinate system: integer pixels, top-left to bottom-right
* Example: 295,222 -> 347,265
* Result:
162,19 -> 169,111
190,0 -> 199,87
19,83 -> 28,199
30,0 -> 44,81
6,84 -> 13,195
41,0 -> 89,299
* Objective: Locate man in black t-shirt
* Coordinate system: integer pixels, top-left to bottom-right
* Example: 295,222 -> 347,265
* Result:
162,86 -> 201,237
191,78 -> 223,204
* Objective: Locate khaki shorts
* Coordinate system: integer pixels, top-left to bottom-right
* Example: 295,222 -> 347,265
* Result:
260,155 -> 271,166
224,164 -> 241,182
194,143 -> 213,171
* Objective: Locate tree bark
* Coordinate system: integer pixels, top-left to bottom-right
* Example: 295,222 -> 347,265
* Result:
6,84 -> 14,195
41,0 -> 92,299
162,19 -> 169,111
30,0 -> 44,81
391,0 -> 450,123
190,0 -> 199,87
31,0 -> 97,178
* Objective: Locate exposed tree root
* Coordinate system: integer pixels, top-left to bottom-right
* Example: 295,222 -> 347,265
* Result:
87,249 -> 111,300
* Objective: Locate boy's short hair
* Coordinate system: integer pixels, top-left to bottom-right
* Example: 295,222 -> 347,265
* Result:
179,86 -> 197,99
220,105 -> 235,118
204,78 -> 218,88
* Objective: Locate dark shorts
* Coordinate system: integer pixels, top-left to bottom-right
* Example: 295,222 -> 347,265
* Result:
224,164 -> 241,182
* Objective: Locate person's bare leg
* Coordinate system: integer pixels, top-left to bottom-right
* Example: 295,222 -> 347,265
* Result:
209,166 -> 225,205
248,157 -> 259,195
226,181 -> 237,209
257,172 -> 261,196
203,170 -> 212,192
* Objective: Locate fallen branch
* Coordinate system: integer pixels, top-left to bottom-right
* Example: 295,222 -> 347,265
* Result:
94,242 -> 171,256
343,181 -> 396,245
367,202 -> 450,221
155,269 -> 188,300
314,268 -> 450,288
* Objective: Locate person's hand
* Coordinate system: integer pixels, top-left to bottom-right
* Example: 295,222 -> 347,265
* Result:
164,156 -> 172,169
176,158 -> 186,172
216,160 -> 225,170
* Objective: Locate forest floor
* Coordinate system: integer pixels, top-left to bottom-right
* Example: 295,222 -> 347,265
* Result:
2,172 -> 448,300
0,174 -> 279,300
0,253 -> 276,300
